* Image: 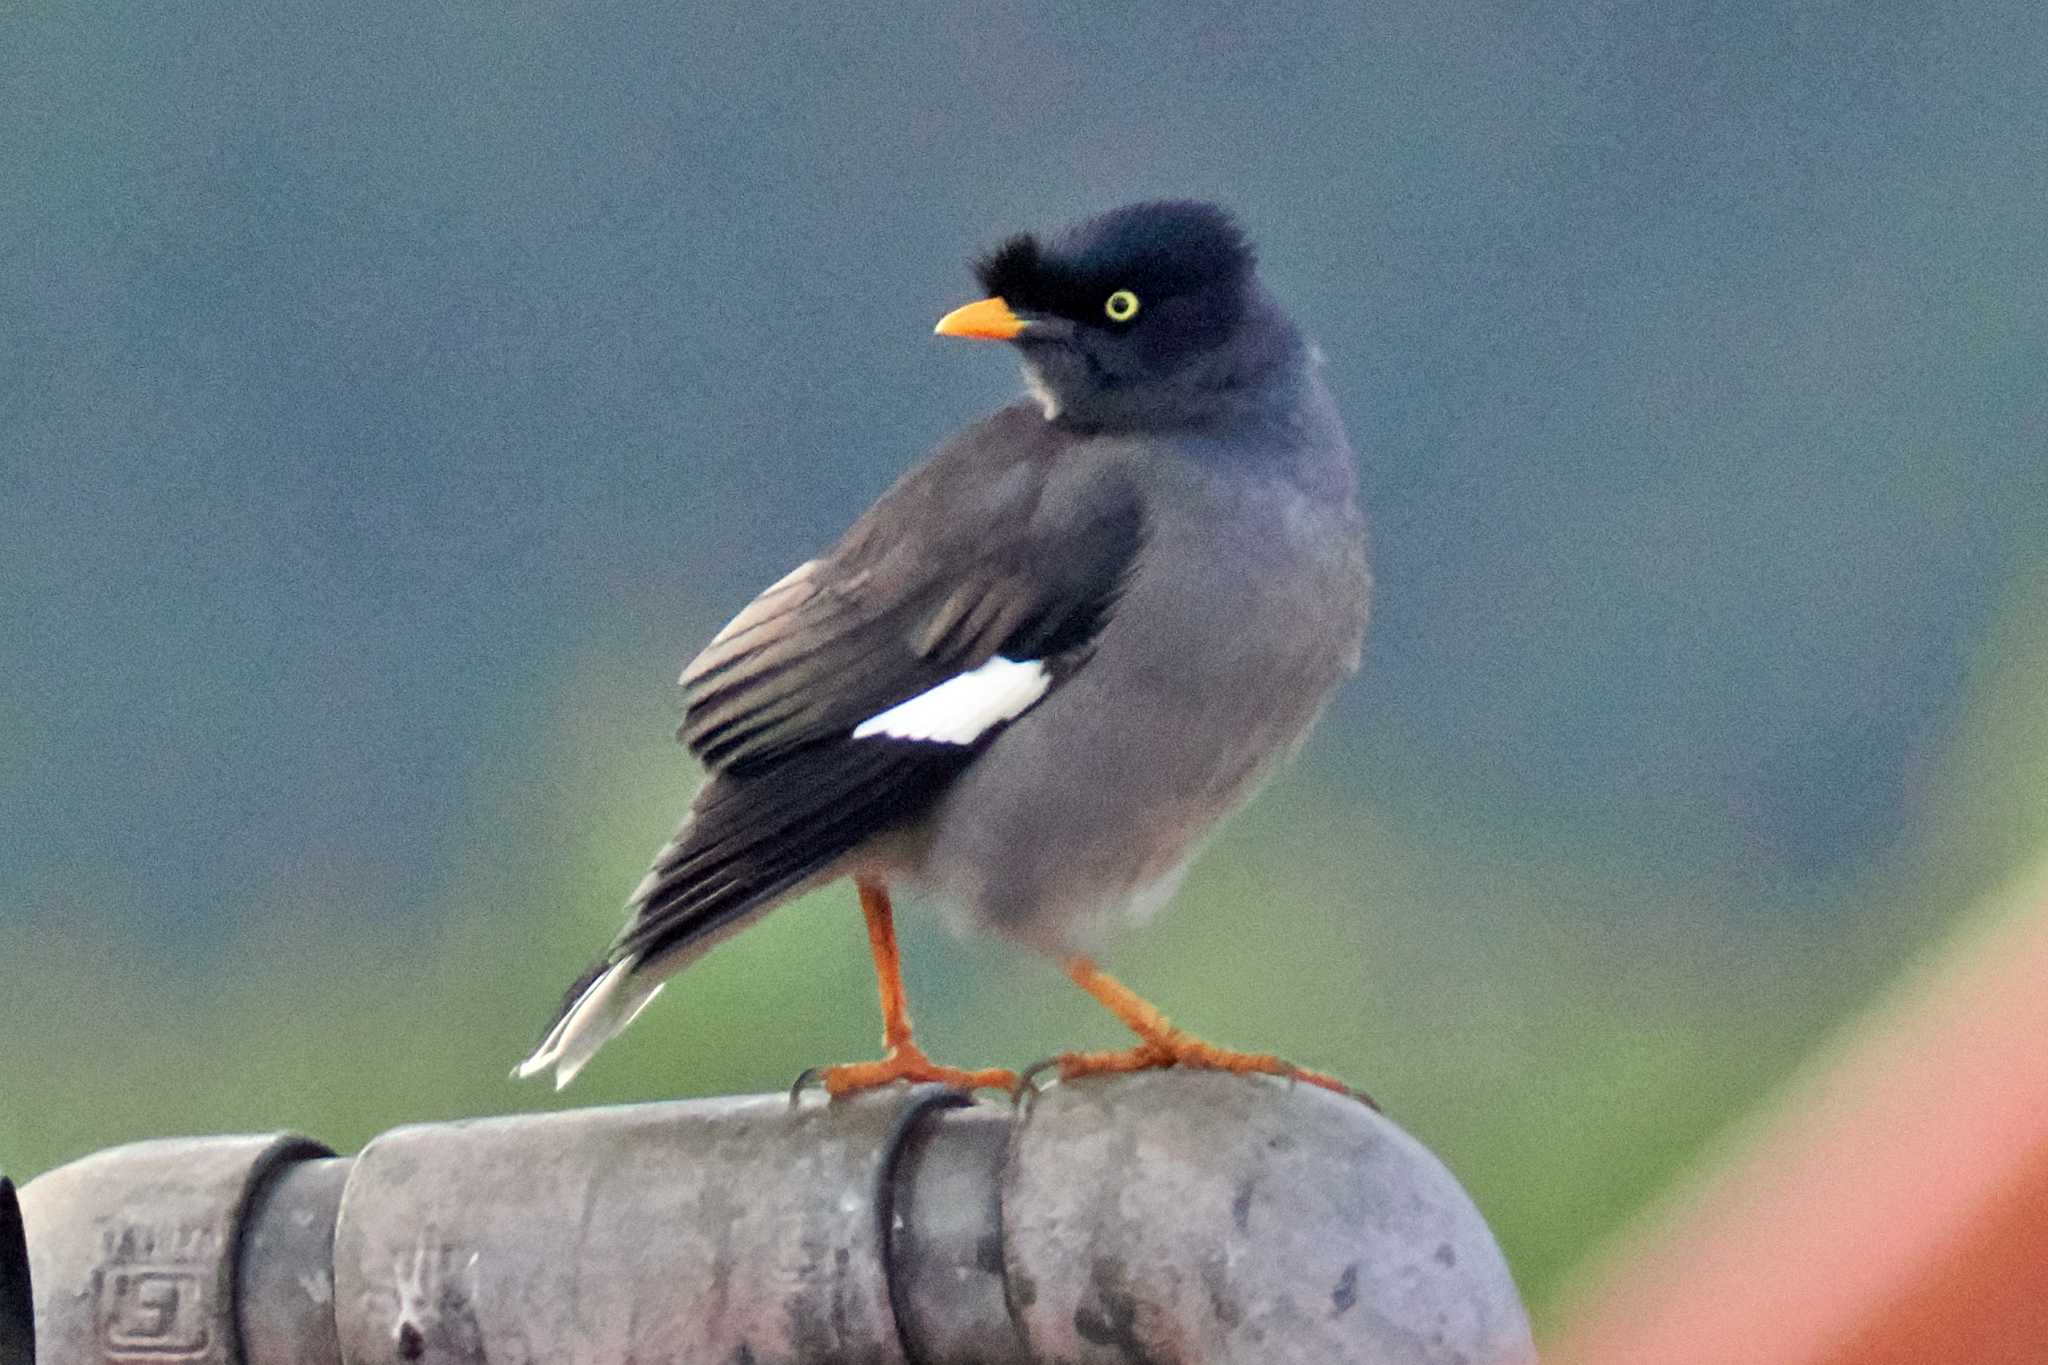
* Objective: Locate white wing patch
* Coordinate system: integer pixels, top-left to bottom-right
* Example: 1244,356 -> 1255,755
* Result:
852,656 -> 1051,745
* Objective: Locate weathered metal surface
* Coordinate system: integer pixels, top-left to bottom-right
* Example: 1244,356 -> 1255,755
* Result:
18,1133 -> 331,1365
1002,1073 -> 1536,1365
238,1155 -> 349,1365
330,1087 -> 954,1365
889,1102 -> 1029,1363
1,1176 -> 33,1365
17,1073 -> 1534,1364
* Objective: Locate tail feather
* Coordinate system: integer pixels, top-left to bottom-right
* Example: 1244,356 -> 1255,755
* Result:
513,957 -> 666,1090
517,741 -> 971,1088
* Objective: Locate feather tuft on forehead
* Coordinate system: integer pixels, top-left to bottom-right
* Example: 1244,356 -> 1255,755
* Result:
973,201 -> 1254,317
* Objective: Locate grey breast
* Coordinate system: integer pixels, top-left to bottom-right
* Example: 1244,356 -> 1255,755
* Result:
915,404 -> 1368,955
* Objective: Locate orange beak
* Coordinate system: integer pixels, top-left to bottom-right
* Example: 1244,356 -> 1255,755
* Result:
933,296 -> 1027,340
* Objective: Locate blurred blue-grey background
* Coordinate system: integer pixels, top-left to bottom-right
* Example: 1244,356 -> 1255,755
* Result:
6,2 -> 2046,1317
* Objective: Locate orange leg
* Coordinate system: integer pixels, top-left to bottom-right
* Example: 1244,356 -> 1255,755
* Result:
1053,957 -> 1372,1105
817,882 -> 1018,1097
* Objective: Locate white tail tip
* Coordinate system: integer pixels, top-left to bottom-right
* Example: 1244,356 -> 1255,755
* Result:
513,958 -> 665,1089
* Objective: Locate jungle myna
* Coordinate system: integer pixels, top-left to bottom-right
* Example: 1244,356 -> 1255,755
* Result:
519,201 -> 1371,1097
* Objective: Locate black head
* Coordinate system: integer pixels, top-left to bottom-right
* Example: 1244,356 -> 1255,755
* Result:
973,200 -> 1255,327
939,201 -> 1299,431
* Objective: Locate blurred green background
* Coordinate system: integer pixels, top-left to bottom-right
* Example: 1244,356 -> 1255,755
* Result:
5,2 -> 2046,1322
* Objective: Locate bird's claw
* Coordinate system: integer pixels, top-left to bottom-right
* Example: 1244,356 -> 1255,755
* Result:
1009,1052 -> 1085,1111
1012,1056 -> 1059,1103
787,1066 -> 826,1108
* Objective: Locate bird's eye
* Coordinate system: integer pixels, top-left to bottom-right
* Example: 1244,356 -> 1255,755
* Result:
1104,289 -> 1141,323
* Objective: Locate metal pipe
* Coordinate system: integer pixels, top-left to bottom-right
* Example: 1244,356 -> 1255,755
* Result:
21,1133 -> 331,1365
17,1072 -> 1534,1364
238,1156 -> 350,1365
330,1085 -> 952,1364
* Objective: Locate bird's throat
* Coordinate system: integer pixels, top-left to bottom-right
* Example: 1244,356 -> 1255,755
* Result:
1021,362 -> 1062,421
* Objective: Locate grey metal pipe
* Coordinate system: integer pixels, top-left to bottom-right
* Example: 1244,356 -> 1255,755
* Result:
239,1156 -> 351,1365
18,1072 -> 1534,1364
21,1133 -> 332,1365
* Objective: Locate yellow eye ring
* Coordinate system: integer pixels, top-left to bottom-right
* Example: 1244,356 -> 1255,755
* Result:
1104,289 -> 1140,323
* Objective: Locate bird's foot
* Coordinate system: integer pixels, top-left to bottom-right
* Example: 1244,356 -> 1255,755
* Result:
815,1042 -> 1018,1099
1038,1035 -> 1375,1108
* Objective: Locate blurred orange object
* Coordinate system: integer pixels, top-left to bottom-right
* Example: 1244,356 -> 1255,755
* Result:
1547,874 -> 2048,1365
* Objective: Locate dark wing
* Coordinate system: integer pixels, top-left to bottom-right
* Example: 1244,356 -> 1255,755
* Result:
612,437 -> 1145,970
678,534 -> 1134,772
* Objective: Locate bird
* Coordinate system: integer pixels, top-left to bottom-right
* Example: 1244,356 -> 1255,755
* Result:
517,200 -> 1370,1098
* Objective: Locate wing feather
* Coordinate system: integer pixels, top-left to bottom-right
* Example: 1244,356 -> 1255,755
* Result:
525,406 -> 1148,1078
